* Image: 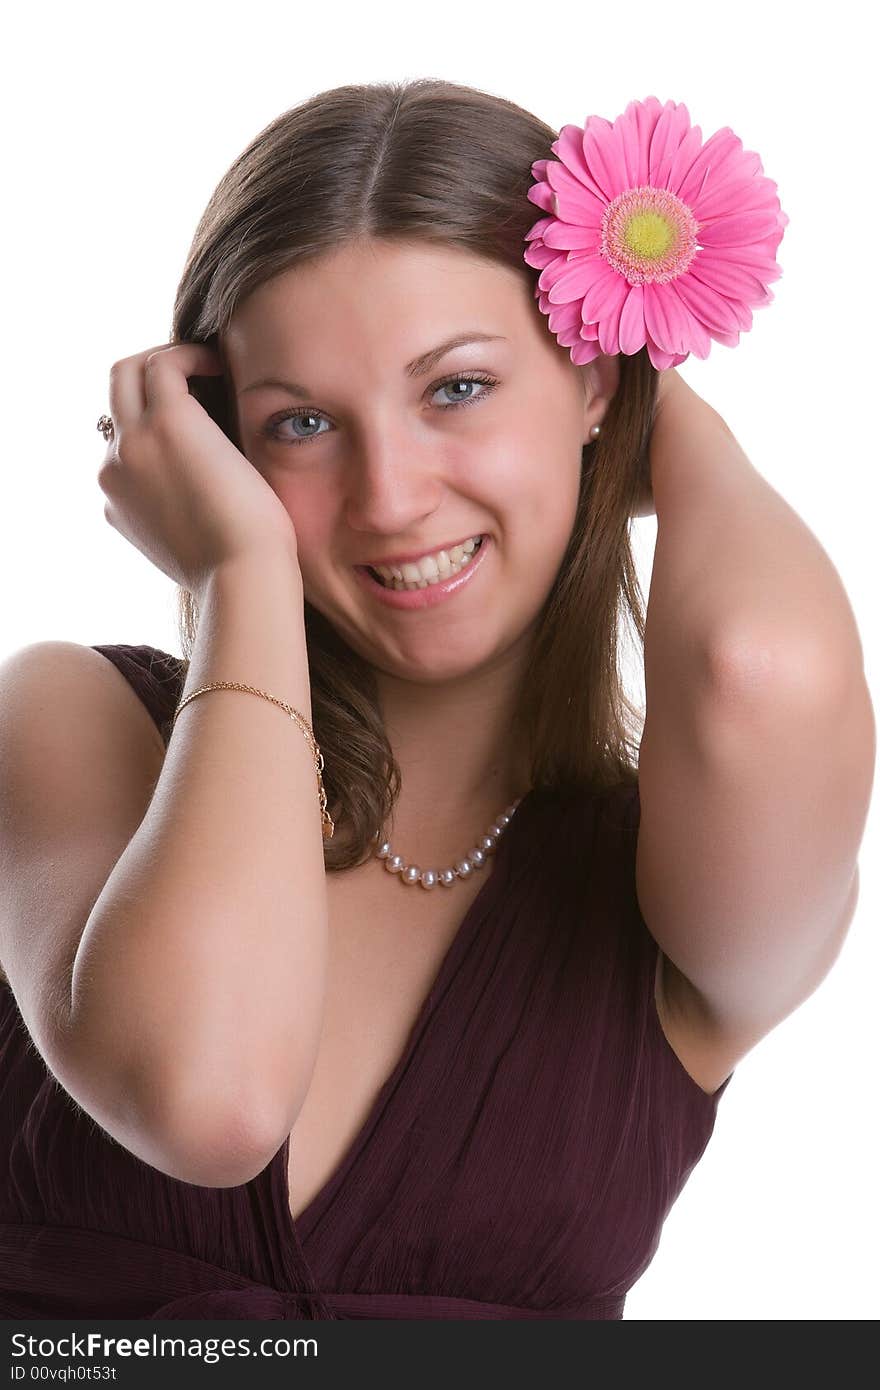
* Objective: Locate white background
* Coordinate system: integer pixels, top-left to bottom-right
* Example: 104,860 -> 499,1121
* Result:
2,0 -> 876,1320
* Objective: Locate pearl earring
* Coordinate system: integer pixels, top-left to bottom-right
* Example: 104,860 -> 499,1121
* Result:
589,424 -> 601,440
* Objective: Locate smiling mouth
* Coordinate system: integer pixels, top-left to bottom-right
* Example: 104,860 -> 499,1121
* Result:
364,536 -> 485,589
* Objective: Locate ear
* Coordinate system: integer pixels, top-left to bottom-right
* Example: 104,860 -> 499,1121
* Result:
580,352 -> 620,442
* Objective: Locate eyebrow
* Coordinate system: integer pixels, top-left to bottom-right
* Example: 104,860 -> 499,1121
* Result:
237,332 -> 507,397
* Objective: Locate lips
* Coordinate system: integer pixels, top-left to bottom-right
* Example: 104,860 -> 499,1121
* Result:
356,533 -> 484,571
352,532 -> 491,609
366,535 -> 484,586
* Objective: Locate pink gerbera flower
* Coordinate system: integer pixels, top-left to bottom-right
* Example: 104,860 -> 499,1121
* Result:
523,96 -> 789,370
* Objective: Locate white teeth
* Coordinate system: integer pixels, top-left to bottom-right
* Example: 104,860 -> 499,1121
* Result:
372,536 -> 483,590
375,536 -> 481,586
401,557 -> 434,583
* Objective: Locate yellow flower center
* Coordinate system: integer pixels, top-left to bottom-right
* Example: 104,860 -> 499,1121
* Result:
601,184 -> 699,285
623,210 -> 675,260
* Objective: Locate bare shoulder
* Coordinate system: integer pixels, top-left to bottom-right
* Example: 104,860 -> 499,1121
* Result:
3,641 -> 168,757
0,640 -> 167,1001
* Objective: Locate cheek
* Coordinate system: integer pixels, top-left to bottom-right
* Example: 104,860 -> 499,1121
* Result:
261,474 -> 324,534
503,447 -> 583,583
480,429 -> 581,534
257,481 -> 337,591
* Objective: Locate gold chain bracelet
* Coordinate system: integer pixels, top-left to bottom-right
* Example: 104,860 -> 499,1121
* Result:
171,682 -> 335,840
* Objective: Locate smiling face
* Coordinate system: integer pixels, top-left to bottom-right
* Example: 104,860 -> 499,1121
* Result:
224,236 -> 614,686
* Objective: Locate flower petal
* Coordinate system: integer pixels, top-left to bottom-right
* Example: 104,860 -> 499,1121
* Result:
582,114 -> 619,200
703,284 -> 753,333
580,261 -> 629,325
617,95 -> 665,186
546,160 -> 606,224
554,123 -> 608,201
596,282 -> 627,354
543,254 -> 606,304
646,336 -> 686,370
648,100 -> 698,189
524,213 -> 555,241
674,271 -> 745,334
547,300 -> 583,336
543,220 -> 602,251
691,151 -> 763,220
687,251 -> 770,304
705,242 -> 785,279
523,239 -> 559,271
598,106 -> 641,197
570,337 -> 604,366
676,126 -> 744,206
699,208 -> 784,247
665,282 -> 714,358
618,283 -> 648,355
526,181 -> 555,214
643,282 -> 692,355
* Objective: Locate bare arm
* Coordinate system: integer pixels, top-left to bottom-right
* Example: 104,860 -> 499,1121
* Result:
64,548 -> 330,1180
636,373 -> 873,1049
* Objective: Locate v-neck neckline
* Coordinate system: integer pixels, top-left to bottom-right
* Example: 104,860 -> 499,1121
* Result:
274,785 -> 540,1249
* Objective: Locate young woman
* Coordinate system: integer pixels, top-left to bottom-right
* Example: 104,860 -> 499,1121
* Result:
0,79 -> 872,1319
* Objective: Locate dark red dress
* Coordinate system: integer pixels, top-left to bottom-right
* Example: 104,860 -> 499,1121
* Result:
0,643 -> 732,1319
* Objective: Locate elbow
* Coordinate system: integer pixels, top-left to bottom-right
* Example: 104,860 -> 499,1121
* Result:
47,1005 -> 296,1189
705,617 -> 870,719
168,1113 -> 284,1190
141,1071 -> 294,1189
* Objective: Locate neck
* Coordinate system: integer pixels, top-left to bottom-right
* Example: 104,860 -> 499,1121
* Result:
375,650 -> 532,851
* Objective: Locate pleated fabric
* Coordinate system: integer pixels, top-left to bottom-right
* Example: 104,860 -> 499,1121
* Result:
0,643 -> 732,1319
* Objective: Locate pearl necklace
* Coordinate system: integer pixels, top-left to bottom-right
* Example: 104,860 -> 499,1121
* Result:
373,796 -> 526,889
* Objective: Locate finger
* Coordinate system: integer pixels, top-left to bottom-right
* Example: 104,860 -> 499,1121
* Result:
143,342 -> 225,411
107,344 -> 173,428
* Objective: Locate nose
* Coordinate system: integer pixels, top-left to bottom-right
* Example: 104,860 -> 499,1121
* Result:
343,417 -> 445,540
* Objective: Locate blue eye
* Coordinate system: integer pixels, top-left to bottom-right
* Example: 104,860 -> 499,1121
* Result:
260,371 -> 499,447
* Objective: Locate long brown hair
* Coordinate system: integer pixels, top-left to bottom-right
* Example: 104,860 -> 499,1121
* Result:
170,77 -> 658,871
